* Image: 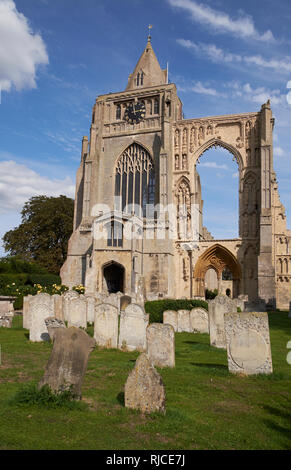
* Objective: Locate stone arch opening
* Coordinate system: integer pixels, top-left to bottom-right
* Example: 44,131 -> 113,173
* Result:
103,261 -> 125,294
194,143 -> 240,239
194,244 -> 241,298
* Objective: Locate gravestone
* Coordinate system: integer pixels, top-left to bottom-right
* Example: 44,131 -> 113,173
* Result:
62,290 -> 79,322
23,295 -> 33,330
177,310 -> 191,332
52,294 -> 64,321
0,315 -> 12,328
29,293 -> 54,342
163,310 -> 178,332
118,304 -> 149,352
224,311 -> 273,375
146,323 -> 175,368
85,296 -> 96,324
120,295 -> 132,311
45,317 -> 66,339
94,303 -> 119,349
38,326 -> 96,398
124,353 -> 166,414
190,308 -> 209,334
0,297 -> 14,315
208,295 -> 236,349
67,296 -> 87,328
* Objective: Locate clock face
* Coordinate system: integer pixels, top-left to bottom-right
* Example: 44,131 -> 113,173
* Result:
124,102 -> 146,124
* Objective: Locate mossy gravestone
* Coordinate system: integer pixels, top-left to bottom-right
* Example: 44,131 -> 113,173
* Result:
124,353 -> 166,414
39,324 -> 96,399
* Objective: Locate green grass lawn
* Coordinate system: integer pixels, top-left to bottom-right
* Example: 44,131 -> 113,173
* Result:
0,312 -> 290,450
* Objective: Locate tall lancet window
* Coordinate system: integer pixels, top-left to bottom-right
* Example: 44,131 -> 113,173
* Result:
114,143 -> 155,217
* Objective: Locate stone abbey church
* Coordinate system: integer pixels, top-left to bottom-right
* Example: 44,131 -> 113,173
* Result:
61,36 -> 291,310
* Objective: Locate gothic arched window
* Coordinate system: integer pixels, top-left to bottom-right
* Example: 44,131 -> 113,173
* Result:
114,143 -> 155,217
116,104 -> 121,120
106,220 -> 123,247
154,98 -> 159,114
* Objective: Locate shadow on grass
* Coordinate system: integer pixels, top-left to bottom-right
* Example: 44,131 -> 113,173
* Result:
117,392 -> 125,406
190,362 -> 228,371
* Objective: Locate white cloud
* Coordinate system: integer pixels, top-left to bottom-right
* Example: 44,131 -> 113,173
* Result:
0,160 -> 75,214
0,0 -> 48,92
274,146 -> 286,157
200,161 -> 229,170
228,82 -> 285,106
168,0 -> 275,42
177,39 -> 291,74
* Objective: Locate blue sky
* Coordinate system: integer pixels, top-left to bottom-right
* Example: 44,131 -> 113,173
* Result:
0,0 -> 291,254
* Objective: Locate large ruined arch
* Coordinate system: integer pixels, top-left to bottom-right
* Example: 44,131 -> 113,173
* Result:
193,244 -> 242,297
193,137 -> 244,172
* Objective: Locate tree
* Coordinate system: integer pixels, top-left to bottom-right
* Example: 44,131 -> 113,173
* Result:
3,195 -> 74,274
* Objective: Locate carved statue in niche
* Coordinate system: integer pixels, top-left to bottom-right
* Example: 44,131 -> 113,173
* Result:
190,127 -> 195,153
182,154 -> 188,170
183,128 -> 187,146
236,136 -> 244,149
176,179 -> 191,240
198,126 -> 204,146
175,129 -> 179,148
206,125 -> 213,136
245,121 -> 252,144
175,154 -> 180,170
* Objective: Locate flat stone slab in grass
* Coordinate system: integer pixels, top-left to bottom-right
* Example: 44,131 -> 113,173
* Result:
39,326 -> 96,398
124,353 -> 166,414
224,311 -> 273,375
146,323 -> 175,368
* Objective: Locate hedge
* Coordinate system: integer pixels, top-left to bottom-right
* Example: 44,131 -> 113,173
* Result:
0,274 -> 29,289
27,274 -> 61,287
145,298 -> 208,324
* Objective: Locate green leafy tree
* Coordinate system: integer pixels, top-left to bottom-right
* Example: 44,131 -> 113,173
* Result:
2,195 -> 74,274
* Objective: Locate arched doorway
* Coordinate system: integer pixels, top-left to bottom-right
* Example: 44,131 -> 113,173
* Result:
193,244 -> 241,298
103,262 -> 125,294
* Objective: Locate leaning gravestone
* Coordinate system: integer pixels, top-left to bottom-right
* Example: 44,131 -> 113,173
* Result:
224,311 -> 273,375
94,303 -> 119,349
208,295 -> 236,349
190,308 -> 209,334
177,310 -> 191,332
124,353 -> 166,414
146,323 -> 175,368
38,326 -> 96,398
62,290 -> 79,322
45,317 -> 66,338
118,304 -> 149,352
67,296 -> 87,328
29,293 -> 54,342
163,310 -> 178,332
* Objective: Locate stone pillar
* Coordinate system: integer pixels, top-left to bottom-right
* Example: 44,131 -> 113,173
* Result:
258,101 -> 276,309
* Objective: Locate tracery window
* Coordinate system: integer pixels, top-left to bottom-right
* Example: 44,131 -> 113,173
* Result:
114,143 -> 155,217
106,220 -> 123,247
